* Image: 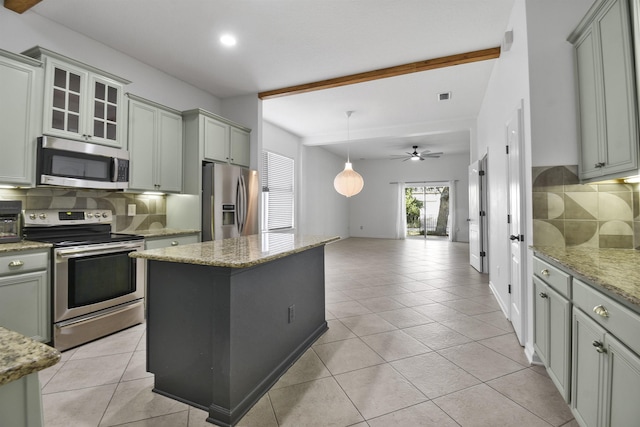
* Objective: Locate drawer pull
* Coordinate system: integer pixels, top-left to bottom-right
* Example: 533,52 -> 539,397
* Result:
592,340 -> 607,353
540,269 -> 549,276
539,292 -> 548,299
593,305 -> 609,318
171,241 -> 179,246
8,260 -> 24,267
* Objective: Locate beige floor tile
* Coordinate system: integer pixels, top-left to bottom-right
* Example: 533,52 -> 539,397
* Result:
376,307 -> 434,328
472,310 -> 514,331
403,322 -> 472,350
390,292 -> 436,307
478,333 -> 529,366
38,359 -> 63,389
42,383 -> 116,427
325,290 -> 353,303
438,342 -> 527,381
313,337 -> 385,375
340,313 -> 397,336
69,326 -> 144,360
367,401 -> 459,427
42,353 -> 131,394
416,289 -> 465,302
343,284 -> 409,300
271,348 -> 331,389
268,377 -> 363,427
440,298 -> 497,316
433,383 -> 550,427
357,296 -> 407,312
236,393 -> 279,427
397,281 -> 438,292
391,352 -> 481,398
361,329 -> 431,361
440,316 -> 509,340
326,300 -> 372,318
335,364 -> 427,419
488,368 -> 574,426
313,319 -> 356,345
411,302 -> 469,322
121,350 -> 154,381
99,377 -> 188,426
111,411 -> 188,426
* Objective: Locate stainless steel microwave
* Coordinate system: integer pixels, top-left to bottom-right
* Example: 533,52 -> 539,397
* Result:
36,136 -> 129,190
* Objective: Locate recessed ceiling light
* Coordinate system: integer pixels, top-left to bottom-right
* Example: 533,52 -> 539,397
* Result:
220,34 -> 237,47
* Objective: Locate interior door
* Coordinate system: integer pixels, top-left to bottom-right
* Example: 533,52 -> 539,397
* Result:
468,161 -> 483,272
507,104 -> 525,345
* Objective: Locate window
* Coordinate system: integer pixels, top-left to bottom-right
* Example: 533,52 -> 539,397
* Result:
262,151 -> 294,231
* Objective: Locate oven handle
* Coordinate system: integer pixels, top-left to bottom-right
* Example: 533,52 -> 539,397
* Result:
56,244 -> 142,258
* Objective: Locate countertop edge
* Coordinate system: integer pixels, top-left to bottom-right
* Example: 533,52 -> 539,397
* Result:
0,241 -> 53,253
0,327 -> 61,387
531,246 -> 640,311
131,234 -> 340,268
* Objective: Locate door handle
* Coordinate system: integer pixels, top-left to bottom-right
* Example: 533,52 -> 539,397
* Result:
510,235 -> 519,241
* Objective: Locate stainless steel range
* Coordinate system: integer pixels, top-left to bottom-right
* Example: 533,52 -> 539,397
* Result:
23,209 -> 145,351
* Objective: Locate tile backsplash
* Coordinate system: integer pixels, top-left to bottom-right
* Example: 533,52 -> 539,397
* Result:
0,188 -> 166,233
533,166 -> 640,250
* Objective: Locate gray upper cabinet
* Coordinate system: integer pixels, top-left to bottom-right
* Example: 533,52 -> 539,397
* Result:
0,49 -> 42,187
22,46 -> 130,149
183,109 -> 251,170
569,0 -> 639,182
127,94 -> 183,193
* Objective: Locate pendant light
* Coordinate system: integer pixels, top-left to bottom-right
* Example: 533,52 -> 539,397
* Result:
334,111 -> 364,197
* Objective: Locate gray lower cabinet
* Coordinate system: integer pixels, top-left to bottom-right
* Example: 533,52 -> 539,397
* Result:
533,276 -> 572,402
533,256 -> 572,402
0,250 -> 50,342
569,0 -> 639,182
571,278 -> 640,427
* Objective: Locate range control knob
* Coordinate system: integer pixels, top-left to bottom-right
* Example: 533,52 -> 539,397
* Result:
38,213 -> 47,220
29,213 -> 36,220
86,213 -> 93,219
102,212 -> 108,218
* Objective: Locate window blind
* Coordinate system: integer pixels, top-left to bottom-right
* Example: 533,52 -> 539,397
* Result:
262,151 -> 294,230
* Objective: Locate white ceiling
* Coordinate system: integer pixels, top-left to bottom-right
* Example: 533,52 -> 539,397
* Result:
31,0 -> 515,160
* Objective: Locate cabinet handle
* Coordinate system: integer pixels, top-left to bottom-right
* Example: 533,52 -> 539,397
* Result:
594,162 -> 606,168
592,340 -> 607,353
171,241 -> 179,246
539,292 -> 548,299
593,305 -> 609,318
8,260 -> 24,267
540,269 -> 549,276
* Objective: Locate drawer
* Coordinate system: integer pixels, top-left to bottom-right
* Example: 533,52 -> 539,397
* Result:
145,234 -> 199,250
573,278 -> 640,356
533,256 -> 571,298
0,250 -> 48,276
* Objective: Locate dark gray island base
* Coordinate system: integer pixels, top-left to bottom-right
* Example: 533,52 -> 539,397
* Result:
134,234 -> 338,426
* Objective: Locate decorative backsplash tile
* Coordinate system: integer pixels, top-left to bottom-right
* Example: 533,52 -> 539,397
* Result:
0,188 -> 166,233
532,166 -> 640,250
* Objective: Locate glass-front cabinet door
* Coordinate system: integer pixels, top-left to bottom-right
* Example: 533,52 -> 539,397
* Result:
31,47 -> 128,148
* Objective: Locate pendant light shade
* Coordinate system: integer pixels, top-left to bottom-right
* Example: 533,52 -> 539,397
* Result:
334,111 -> 364,197
334,162 -> 364,197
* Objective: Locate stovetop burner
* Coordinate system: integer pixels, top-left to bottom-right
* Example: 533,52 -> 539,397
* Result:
22,209 -> 143,246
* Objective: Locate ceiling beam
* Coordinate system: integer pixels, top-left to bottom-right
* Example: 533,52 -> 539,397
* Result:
4,0 -> 42,13
258,46 -> 501,100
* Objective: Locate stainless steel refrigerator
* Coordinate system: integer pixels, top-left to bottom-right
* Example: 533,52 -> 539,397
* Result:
202,162 -> 259,241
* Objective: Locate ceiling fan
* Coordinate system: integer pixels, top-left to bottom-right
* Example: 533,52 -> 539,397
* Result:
392,146 -> 443,161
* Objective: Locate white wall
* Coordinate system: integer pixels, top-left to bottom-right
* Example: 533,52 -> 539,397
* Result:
0,7 -> 220,113
476,0 -> 595,361
263,121 -> 349,238
347,153 -> 470,240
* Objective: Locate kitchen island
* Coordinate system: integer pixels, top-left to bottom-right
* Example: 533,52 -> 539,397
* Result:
131,233 -> 339,427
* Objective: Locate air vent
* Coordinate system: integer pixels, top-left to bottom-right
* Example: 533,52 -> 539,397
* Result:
438,92 -> 451,101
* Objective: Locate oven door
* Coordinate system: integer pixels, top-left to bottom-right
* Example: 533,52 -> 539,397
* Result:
54,241 -> 145,323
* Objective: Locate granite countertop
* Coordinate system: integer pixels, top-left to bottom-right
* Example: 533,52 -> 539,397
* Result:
0,327 -> 60,386
532,246 -> 640,309
129,228 -> 200,238
131,233 -> 340,268
0,240 -> 52,253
